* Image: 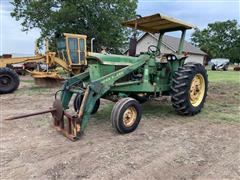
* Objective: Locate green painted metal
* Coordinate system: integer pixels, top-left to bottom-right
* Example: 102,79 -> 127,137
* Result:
59,51 -> 185,134
60,70 -> 89,109
88,52 -> 138,65
57,14 -> 192,136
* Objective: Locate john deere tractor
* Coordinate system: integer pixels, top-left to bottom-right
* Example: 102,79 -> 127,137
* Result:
7,13 -> 208,141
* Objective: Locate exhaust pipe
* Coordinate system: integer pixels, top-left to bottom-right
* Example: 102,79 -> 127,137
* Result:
128,15 -> 142,57
91,38 -> 95,52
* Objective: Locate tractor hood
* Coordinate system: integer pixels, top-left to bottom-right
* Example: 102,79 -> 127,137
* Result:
87,52 -> 147,66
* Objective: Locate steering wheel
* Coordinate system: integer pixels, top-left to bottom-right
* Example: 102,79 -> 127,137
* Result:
148,45 -> 160,56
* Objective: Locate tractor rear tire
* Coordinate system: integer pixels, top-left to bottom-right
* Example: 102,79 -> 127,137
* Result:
0,67 -> 20,94
171,63 -> 208,115
73,94 -> 100,114
111,98 -> 141,134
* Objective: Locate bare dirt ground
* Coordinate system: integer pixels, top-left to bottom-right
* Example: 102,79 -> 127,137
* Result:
1,75 -> 240,180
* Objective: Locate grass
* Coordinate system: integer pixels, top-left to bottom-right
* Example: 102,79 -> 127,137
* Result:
16,80 -> 57,95
16,86 -> 56,96
199,70 -> 240,123
17,76 -> 60,95
94,70 -> 240,124
207,70 -> 240,84
100,70 -> 238,124
200,103 -> 240,123
18,70 -> 240,124
21,79 -> 34,83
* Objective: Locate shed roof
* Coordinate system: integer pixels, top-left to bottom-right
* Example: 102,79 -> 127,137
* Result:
122,13 -> 195,33
123,33 -> 207,56
148,33 -> 207,55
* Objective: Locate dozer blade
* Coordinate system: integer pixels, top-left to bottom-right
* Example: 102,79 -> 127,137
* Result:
34,77 -> 64,87
29,70 -> 65,87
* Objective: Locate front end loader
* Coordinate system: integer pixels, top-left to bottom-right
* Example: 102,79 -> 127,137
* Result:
6,13 -> 208,141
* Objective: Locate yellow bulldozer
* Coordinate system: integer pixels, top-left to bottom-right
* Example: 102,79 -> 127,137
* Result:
0,33 -> 88,94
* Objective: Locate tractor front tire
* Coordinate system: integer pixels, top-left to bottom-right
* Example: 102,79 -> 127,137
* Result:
111,98 -> 141,134
171,63 -> 208,115
0,67 -> 20,94
73,94 -> 100,114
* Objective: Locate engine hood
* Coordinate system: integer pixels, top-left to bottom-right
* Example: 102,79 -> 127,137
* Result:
87,52 -> 148,66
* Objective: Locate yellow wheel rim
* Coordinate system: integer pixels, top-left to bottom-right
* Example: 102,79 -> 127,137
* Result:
189,73 -> 205,107
123,106 -> 137,127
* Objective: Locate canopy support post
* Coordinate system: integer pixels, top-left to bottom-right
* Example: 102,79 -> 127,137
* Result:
178,29 -> 186,55
157,31 -> 164,51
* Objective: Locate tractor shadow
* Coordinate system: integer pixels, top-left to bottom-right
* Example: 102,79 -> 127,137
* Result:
92,99 -> 178,124
141,100 -> 176,119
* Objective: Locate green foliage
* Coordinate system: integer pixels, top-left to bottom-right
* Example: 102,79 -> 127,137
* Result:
191,20 -> 240,63
10,0 -> 138,53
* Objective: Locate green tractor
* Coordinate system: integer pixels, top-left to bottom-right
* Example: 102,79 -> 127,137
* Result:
7,14 -> 208,141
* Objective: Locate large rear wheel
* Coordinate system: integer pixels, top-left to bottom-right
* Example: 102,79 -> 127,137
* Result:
0,67 -> 20,94
171,63 -> 208,115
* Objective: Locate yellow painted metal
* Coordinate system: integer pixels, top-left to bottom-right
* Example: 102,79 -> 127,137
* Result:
0,33 -> 87,81
63,33 -> 87,66
65,35 -> 71,66
189,73 -> 205,107
29,70 -> 64,80
0,55 -> 45,67
34,41 -> 40,55
123,106 -> 137,127
122,13 -> 195,33
63,33 -> 87,39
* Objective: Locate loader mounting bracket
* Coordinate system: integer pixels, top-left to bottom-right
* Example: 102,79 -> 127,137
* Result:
51,99 -> 81,141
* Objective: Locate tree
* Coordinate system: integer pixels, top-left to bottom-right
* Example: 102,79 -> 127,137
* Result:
10,0 -> 138,53
191,20 -> 240,63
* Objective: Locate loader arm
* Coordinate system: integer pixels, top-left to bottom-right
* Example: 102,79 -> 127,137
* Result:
76,56 -> 148,133
56,55 -> 148,139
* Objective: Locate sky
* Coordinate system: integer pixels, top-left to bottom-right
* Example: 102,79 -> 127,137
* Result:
0,0 -> 239,56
